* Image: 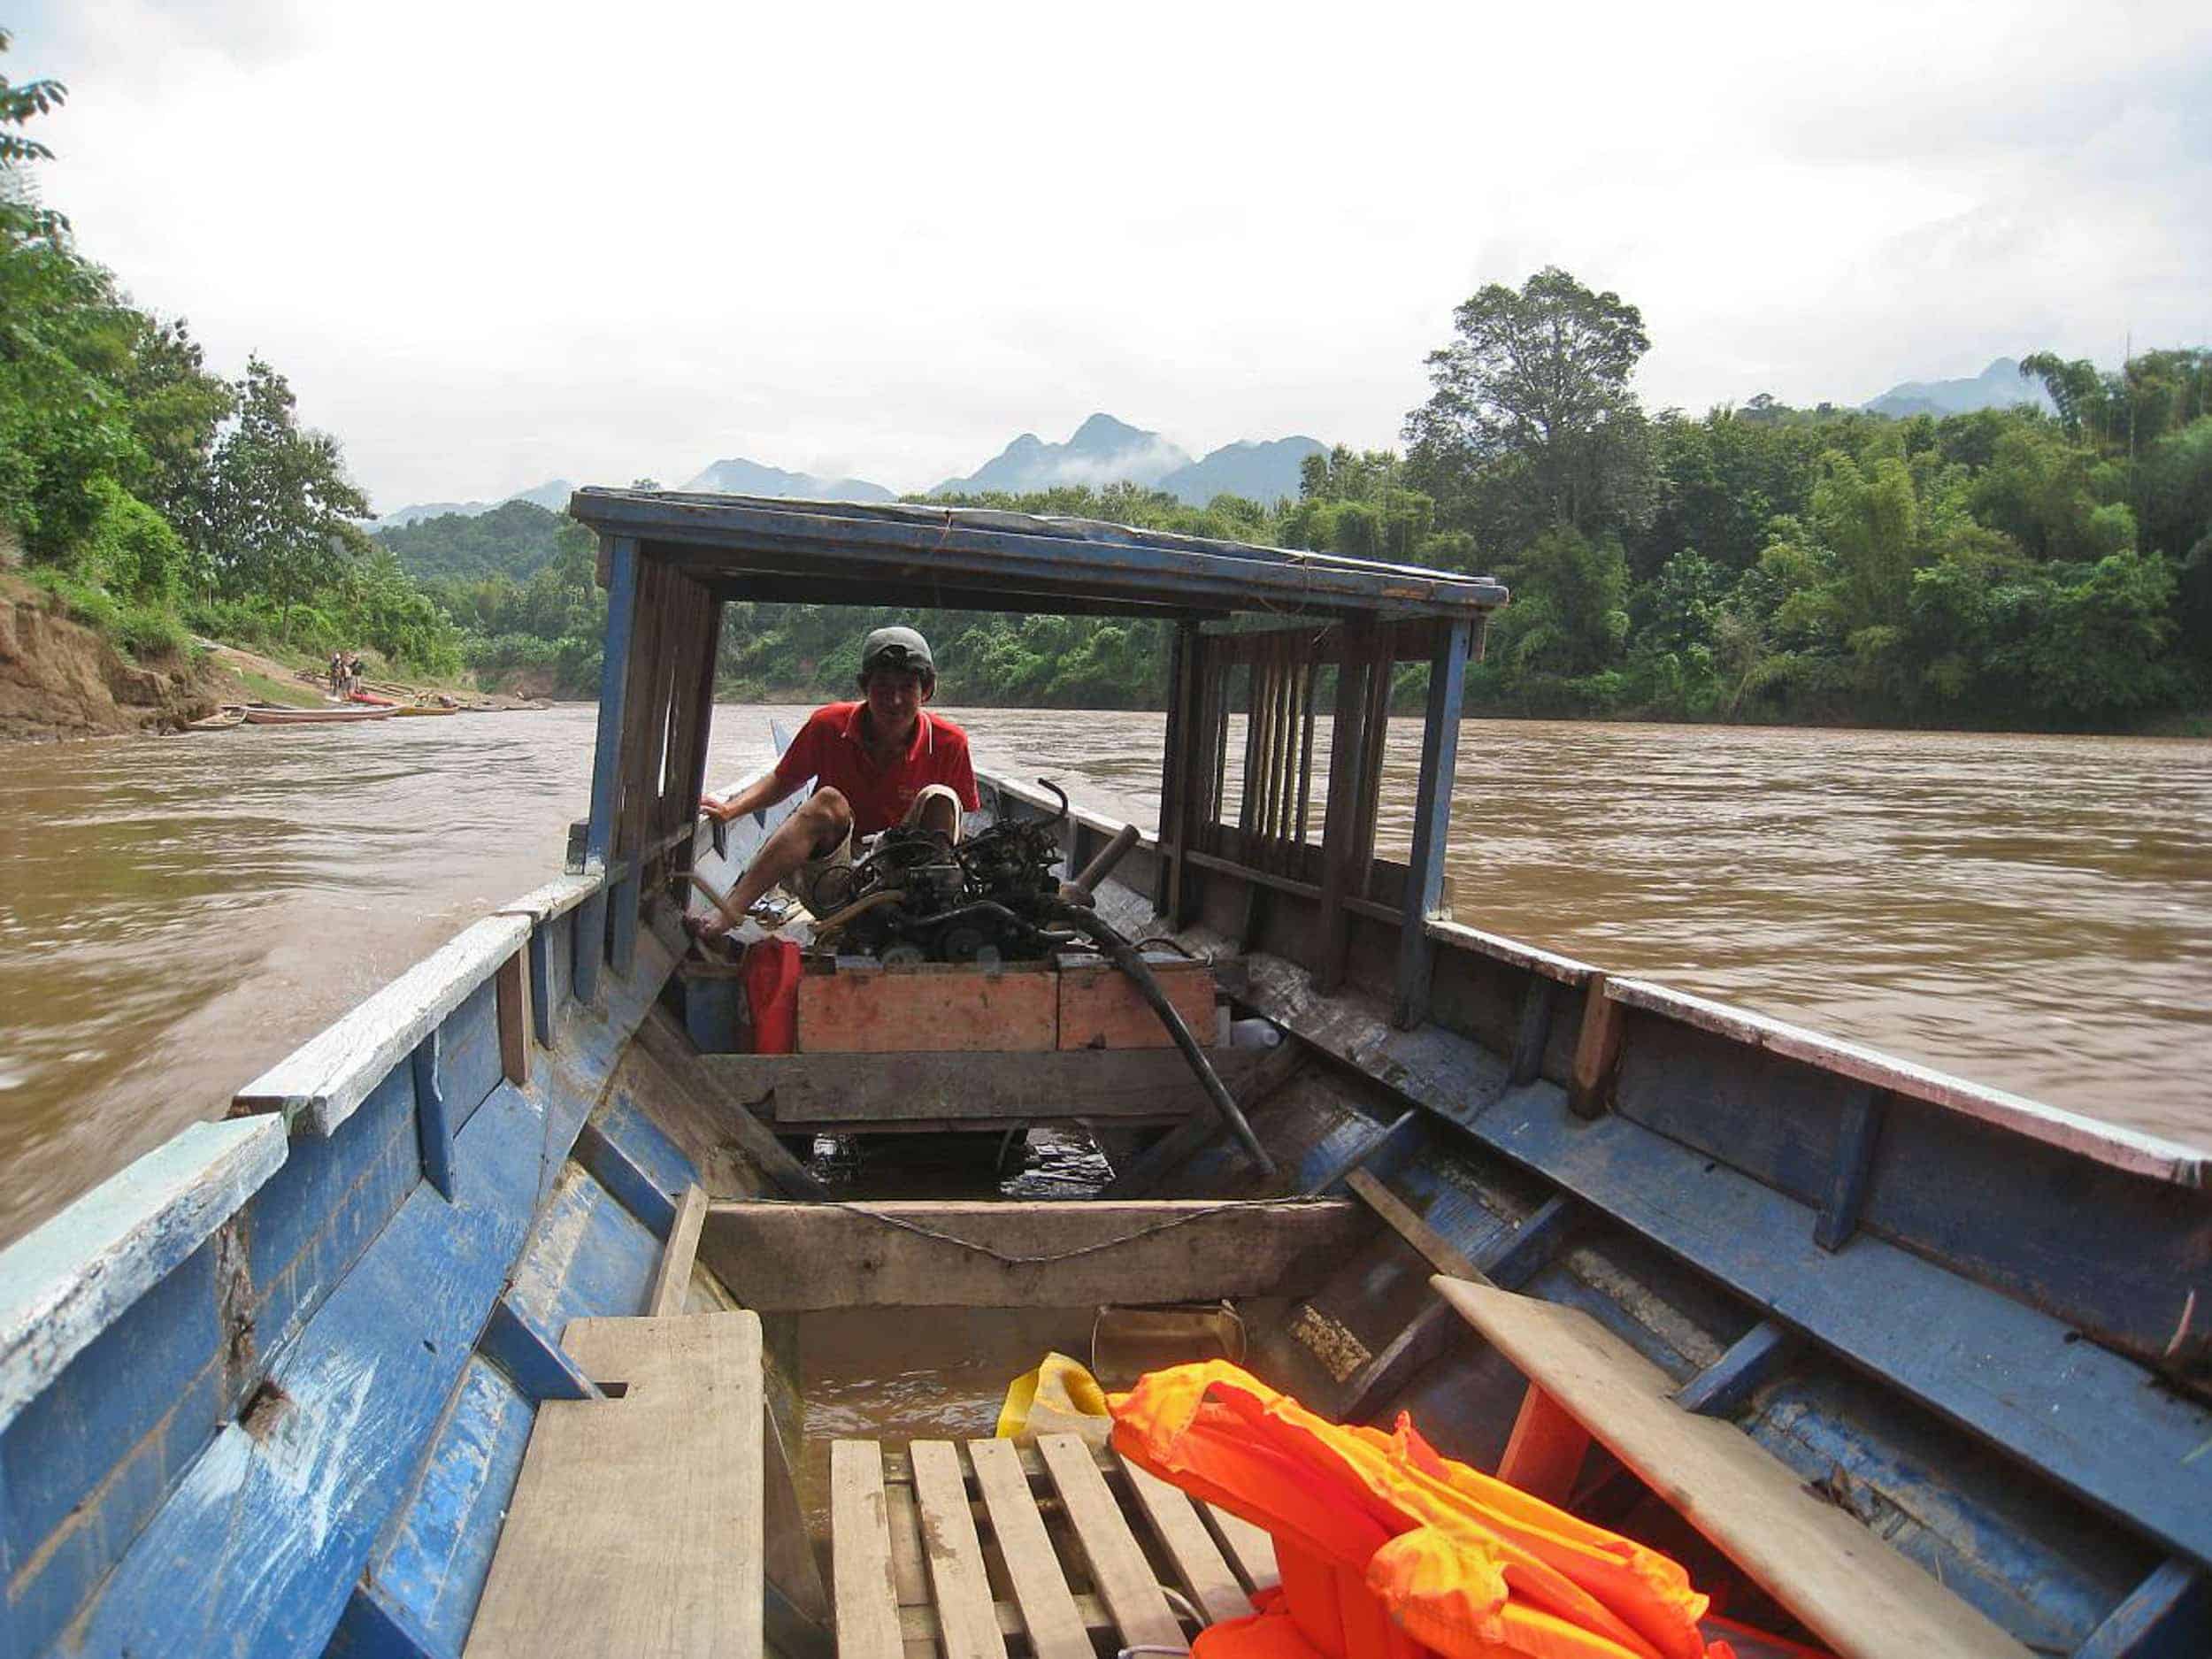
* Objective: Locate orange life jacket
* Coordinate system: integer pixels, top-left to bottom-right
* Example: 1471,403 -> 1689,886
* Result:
1109,1363 -> 1734,1659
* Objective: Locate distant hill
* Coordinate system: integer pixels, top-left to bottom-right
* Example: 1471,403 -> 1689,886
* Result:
373,499 -> 584,583
933,414 -> 1194,496
375,479 -> 573,530
1865,358 -> 2057,420
1157,436 -> 1325,505
679,458 -> 895,501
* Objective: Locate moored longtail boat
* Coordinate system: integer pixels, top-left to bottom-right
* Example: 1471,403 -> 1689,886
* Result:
0,491 -> 2204,1659
242,702 -> 401,724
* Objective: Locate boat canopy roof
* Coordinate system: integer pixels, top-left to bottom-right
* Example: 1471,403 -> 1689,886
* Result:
567,488 -> 1509,621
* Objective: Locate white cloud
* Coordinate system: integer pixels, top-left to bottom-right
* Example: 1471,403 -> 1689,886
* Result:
12,0 -> 2208,509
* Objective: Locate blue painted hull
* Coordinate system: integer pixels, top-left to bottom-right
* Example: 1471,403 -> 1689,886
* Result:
1,779 -> 2205,1658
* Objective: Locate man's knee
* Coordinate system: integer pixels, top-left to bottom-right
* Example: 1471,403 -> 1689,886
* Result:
906,784 -> 964,839
797,787 -> 854,855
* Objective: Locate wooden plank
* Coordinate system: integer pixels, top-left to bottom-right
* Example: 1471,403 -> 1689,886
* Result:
1056,957 -> 1217,1051
896,1595 -> 1113,1646
1814,1086 -> 1887,1252
910,1442 -> 1009,1659
495,947 -> 531,1089
1202,1504 -> 1279,1594
465,1311 -> 764,1659
698,1047 -> 1270,1128
0,1116 -> 286,1432
1494,1386 -> 1589,1505
699,1198 -> 1366,1311
648,1184 -> 709,1317
1394,616 -> 1470,1030
1343,1168 -> 1481,1279
1430,1279 -> 2032,1659
1567,972 -> 1623,1118
967,1438 -> 1093,1659
1035,1432 -> 1183,1650
797,962 -> 1058,1054
232,913 -> 530,1134
833,1440 -> 904,1659
1117,1453 -> 1253,1624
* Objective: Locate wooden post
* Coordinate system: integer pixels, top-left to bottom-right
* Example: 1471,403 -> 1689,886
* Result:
1314,623 -> 1375,995
1393,618 -> 1471,1030
1495,1386 -> 1591,1506
611,558 -> 672,978
576,535 -> 640,1005
1161,623 -> 1202,927
1567,974 -> 1624,1118
495,948 -> 531,1089
526,924 -> 554,1048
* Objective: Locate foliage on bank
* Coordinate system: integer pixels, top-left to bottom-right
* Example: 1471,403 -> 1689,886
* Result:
0,34 -> 462,682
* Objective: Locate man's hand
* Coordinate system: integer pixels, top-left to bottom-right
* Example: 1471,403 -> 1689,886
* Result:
701,772 -> 798,825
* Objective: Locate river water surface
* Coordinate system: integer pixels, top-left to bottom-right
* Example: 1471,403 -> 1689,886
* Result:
1,703 -> 2206,1245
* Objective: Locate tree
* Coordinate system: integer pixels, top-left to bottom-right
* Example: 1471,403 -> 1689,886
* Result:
1404,266 -> 1655,549
208,357 -> 370,637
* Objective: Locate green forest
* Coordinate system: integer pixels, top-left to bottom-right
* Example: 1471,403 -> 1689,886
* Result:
5,33 -> 2208,730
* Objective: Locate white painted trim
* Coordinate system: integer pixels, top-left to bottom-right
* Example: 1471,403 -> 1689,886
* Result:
0,1117 -> 287,1430
232,914 -> 531,1135
496,871 -> 603,924
1605,977 -> 2208,1188
1424,917 -> 1596,986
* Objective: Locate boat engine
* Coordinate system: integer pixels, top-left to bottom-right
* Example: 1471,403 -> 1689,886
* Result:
811,784 -> 1073,964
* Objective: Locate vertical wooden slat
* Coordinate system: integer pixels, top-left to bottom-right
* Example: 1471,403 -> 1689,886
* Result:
495,948 -> 531,1088
526,923 -> 554,1048
832,1440 -> 902,1659
909,1442 -> 1008,1659
1117,1453 -> 1252,1624
678,595 -> 726,886
648,1183 -> 708,1317
1351,626 -> 1396,899
576,535 -> 640,1006
1394,617 -> 1471,1030
966,1440 -> 1091,1659
1495,1386 -> 1590,1505
1314,623 -> 1375,995
1154,621 -> 1194,918
1568,975 -> 1624,1118
1294,659 -> 1318,848
1034,1434 -> 1183,1651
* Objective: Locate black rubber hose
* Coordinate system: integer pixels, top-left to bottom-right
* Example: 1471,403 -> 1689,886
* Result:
1047,903 -> 1276,1178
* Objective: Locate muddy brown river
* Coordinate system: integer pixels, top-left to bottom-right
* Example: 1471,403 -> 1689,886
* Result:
1,703 -> 2206,1246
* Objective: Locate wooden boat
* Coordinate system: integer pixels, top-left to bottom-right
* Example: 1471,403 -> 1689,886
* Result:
349,689 -> 400,706
184,703 -> 247,730
1,492 -> 2204,1659
242,702 -> 402,725
390,702 -> 463,717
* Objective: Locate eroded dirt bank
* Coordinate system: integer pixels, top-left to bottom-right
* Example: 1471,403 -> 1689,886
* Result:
0,588 -> 226,743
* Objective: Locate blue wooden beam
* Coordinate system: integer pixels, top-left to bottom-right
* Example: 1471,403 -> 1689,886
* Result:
1815,1084 -> 1888,1252
1484,1193 -> 1578,1286
1394,618 -> 1471,1030
1509,975 -> 1560,1087
1674,1319 -> 1791,1417
409,1031 -> 454,1202
572,1118 -> 680,1240
526,925 -> 553,1048
2074,1559 -> 2209,1659
574,535 -> 639,1007
477,1294 -> 603,1404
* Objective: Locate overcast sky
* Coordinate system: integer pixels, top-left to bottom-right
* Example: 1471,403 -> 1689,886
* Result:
12,1 -> 2210,510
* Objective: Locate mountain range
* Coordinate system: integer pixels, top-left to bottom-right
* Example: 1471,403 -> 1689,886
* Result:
371,415 -> 1327,526
370,362 -> 2062,528
1862,357 -> 2057,420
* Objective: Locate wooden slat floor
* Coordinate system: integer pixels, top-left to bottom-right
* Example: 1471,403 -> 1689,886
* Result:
835,1434 -> 1278,1659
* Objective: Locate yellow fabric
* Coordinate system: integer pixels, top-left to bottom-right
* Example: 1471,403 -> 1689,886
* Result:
996,1351 -> 1113,1446
1109,1362 -> 1734,1659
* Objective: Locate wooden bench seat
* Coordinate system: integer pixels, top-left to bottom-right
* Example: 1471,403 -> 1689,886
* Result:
465,1310 -> 764,1658
833,1433 -> 1279,1659
1431,1276 -> 2032,1659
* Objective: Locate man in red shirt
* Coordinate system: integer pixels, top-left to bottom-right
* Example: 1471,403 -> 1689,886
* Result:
698,626 -> 979,933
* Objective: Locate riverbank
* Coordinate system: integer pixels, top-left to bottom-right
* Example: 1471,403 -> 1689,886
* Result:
0,573 -> 546,742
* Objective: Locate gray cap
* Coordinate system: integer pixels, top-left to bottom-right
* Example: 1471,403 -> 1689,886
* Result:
861,626 -> 934,675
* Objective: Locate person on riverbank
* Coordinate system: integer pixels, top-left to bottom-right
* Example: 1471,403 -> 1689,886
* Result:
697,626 -> 978,934
328,651 -> 344,695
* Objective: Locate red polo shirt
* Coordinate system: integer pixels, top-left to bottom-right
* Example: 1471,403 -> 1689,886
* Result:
772,702 -> 979,837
